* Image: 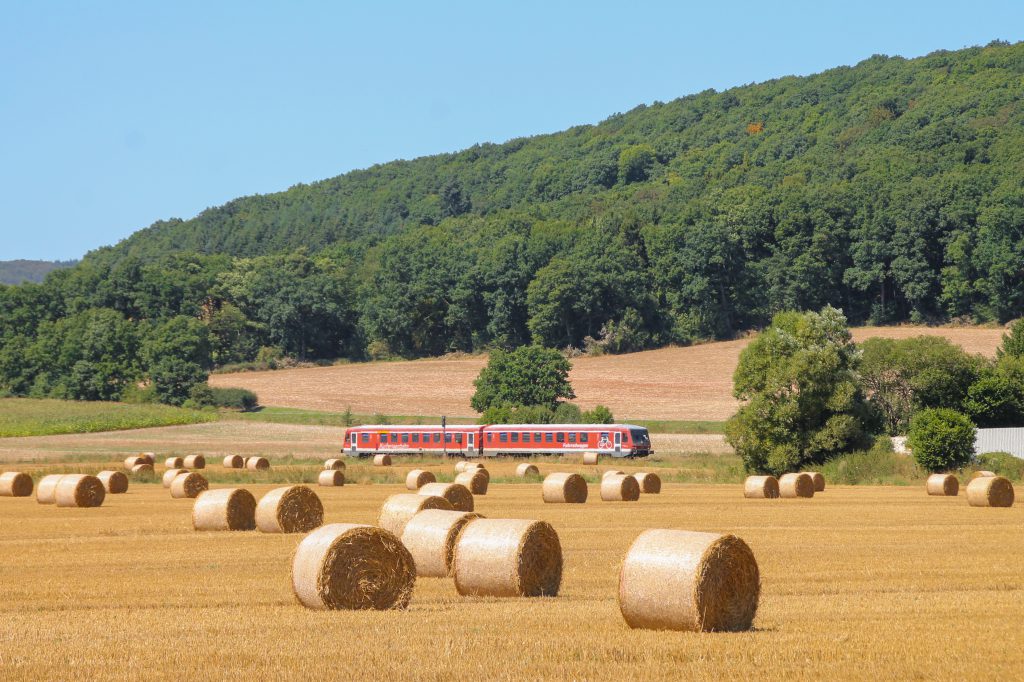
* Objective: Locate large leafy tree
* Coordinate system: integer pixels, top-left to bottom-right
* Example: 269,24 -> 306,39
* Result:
470,345 -> 575,413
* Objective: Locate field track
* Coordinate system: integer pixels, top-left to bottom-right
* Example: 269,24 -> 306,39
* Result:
1,478 -> 1021,680
210,326 -> 1005,420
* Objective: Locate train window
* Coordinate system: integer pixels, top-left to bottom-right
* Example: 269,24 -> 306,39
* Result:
434,433 -> 441,443
486,433 -> 493,443
522,433 -> 529,443
579,432 -> 588,442
445,433 -> 453,443
556,433 -> 565,443
361,433 -> 370,443
455,433 -> 463,443
401,433 -> 409,443
600,432 -> 609,440
511,433 -> 519,443
535,432 -> 542,441
500,432 -> 508,443
568,433 -> 576,443
545,433 -> 553,443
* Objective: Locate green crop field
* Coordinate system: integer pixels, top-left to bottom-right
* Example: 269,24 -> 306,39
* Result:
0,398 -> 216,437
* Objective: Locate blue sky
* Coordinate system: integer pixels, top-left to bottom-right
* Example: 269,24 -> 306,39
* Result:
2,1 -> 1022,260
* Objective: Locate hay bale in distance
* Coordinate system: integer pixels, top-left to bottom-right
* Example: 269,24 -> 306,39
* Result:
582,452 -> 599,465
124,456 -> 147,470
256,485 -> 324,533
54,474 -> 106,508
970,470 -> 996,480
454,469 -> 489,495
417,482 -> 474,512
165,456 -> 185,469
170,472 -> 209,499
542,473 -> 588,503
323,458 -> 346,471
926,473 -> 959,497
378,493 -> 453,537
222,455 -> 244,469
183,455 -> 206,470
743,475 -> 780,499
373,454 -> 392,466
162,468 -> 189,488
131,463 -> 154,477
36,474 -> 64,504
804,472 -> 826,492
318,470 -> 345,487
966,476 -> 1015,507
779,473 -> 814,498
0,472 -> 33,497
96,471 -> 128,495
401,509 -> 483,577
291,523 -> 415,610
245,456 -> 270,471
602,469 -> 626,479
601,474 -> 640,502
634,472 -> 662,494
138,452 -> 155,465
192,488 -> 257,531
516,463 -> 540,478
453,518 -> 562,597
618,529 -> 760,632
405,469 -> 436,490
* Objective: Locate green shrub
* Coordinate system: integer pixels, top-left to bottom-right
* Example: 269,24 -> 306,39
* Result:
820,438 -> 922,485
907,408 -> 976,472
582,404 -> 614,424
974,451 -> 1024,481
963,373 -> 1024,427
185,384 -> 258,410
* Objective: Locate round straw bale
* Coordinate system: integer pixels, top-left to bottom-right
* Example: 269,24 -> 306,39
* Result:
0,471 -> 33,497
602,469 -> 626,479
516,463 -> 539,478
192,488 -> 257,531
165,456 -> 185,469
454,469 -> 489,495
378,493 -> 453,537
162,468 -> 189,488
454,461 -> 469,473
170,472 -> 209,499
131,463 -> 154,477
743,475 -> 780,499
401,509 -> 483,577
779,472 -> 814,498
542,472 -> 588,503
635,472 -> 662,494
124,455 -> 147,470
323,458 -> 346,471
318,470 -> 345,487
453,518 -> 562,597
222,455 -> 244,469
417,482 -> 474,512
256,485 -> 324,533
96,471 -> 128,494
183,455 -> 206,470
970,470 -> 996,480
54,474 -> 105,508
926,473 -> 959,496
36,474 -> 64,504
601,474 -> 640,502
582,452 -> 599,465
405,469 -> 436,490
966,476 -> 1015,507
291,523 -> 416,610
245,456 -> 270,471
373,454 -> 392,466
137,453 -> 155,465
804,472 -> 826,492
618,529 -> 760,632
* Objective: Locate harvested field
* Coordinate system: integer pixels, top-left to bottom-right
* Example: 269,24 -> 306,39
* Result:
209,326 -> 1004,420
0,480 -> 1021,679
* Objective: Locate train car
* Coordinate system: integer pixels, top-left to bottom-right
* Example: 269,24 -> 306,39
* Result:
342,423 -> 652,458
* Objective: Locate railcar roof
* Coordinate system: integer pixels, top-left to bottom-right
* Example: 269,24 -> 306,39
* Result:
350,423 -> 648,430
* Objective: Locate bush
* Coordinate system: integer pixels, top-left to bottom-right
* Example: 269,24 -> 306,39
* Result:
820,438 -> 923,485
471,345 -> 575,412
255,346 -> 286,368
582,404 -> 615,423
907,408 -> 976,472
185,384 -> 259,410
962,373 -> 1024,427
974,451 -> 1024,481
480,403 -> 555,424
552,402 -> 582,423
997,319 -> 1024,359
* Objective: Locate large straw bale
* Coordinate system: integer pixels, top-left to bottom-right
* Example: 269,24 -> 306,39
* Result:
373,454 -> 392,466
165,457 -> 185,469
0,472 -> 33,497
618,529 -> 760,632
417,482 -> 474,512
139,452 -> 156,464
162,468 -> 189,488
966,476 -> 1015,507
926,473 -> 959,496
318,470 -> 345,487
601,474 -> 640,502
743,476 -> 780,499
454,469 -> 489,495
455,461 -> 484,473
170,472 -> 209,499
55,474 -> 105,508
542,473 -> 588,503
96,471 -> 128,494
970,470 -> 996,480
405,469 -> 436,490
602,470 -> 626,479
192,488 -> 257,531
401,509 -> 483,577
453,518 -> 562,597
183,455 -> 206,470
36,474 -> 64,504
804,472 -> 826,492
131,463 -> 154,477
222,455 -> 244,469
779,472 -> 814,498
292,523 -> 415,610
582,452 -> 599,465
256,485 -> 324,533
634,472 -> 662,494
245,456 -> 270,471
323,458 -> 346,471
378,493 -> 453,537
516,463 -> 540,478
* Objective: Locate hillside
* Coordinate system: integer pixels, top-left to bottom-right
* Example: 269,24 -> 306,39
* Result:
0,260 -> 76,284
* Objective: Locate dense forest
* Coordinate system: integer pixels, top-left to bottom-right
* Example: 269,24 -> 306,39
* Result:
2,41 -> 1024,404
0,260 -> 77,285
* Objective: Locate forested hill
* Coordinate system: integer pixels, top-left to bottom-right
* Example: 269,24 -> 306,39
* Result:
2,41 -> 1024,406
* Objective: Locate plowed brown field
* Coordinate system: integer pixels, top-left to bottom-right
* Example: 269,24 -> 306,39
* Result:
209,326 -> 1004,420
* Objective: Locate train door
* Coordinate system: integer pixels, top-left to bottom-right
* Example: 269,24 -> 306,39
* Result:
350,432 -> 358,455
467,432 -> 475,456
614,431 -> 622,455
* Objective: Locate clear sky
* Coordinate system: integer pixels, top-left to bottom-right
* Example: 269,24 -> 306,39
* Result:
2,1 -> 1022,260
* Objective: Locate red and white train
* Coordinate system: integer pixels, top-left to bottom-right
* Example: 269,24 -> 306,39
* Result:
342,423 -> 652,458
